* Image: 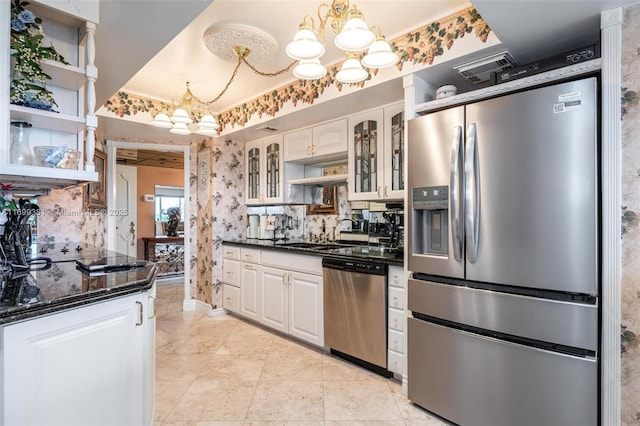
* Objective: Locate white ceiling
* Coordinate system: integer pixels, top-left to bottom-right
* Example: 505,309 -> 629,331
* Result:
95,0 -> 640,142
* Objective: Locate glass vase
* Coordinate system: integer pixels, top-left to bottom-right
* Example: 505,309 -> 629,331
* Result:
9,121 -> 34,166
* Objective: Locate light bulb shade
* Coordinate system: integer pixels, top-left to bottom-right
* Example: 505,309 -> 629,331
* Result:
336,58 -> 369,83
286,29 -> 325,60
151,112 -> 173,128
169,122 -> 191,135
198,126 -> 218,135
199,114 -> 219,129
361,39 -> 398,69
170,108 -> 193,124
293,58 -> 327,80
334,18 -> 375,52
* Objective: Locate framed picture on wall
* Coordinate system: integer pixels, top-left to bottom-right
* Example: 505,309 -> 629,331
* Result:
84,151 -> 107,209
307,187 -> 338,215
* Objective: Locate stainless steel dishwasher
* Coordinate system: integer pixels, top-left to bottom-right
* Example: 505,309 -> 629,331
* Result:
322,257 -> 390,376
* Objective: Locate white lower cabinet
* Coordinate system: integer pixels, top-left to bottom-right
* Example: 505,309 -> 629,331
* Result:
240,262 -> 261,322
2,287 -> 156,426
288,271 -> 323,347
222,284 -> 240,313
260,266 -> 324,347
223,246 -> 324,347
387,265 -> 406,376
260,266 -> 289,333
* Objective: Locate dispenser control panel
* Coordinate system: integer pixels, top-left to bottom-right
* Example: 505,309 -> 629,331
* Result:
413,186 -> 448,210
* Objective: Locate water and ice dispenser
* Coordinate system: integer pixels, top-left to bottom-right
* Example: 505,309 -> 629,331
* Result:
412,186 -> 449,256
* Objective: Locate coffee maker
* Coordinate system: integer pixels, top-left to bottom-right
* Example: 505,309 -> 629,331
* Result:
389,212 -> 404,250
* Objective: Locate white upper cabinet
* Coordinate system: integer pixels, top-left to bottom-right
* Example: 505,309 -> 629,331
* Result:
383,102 -> 405,200
348,102 -> 405,201
348,107 -> 384,201
1,0 -> 99,189
284,119 -> 347,164
283,128 -> 312,163
245,135 -> 305,205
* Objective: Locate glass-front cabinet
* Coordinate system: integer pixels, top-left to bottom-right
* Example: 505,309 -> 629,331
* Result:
245,135 -> 305,205
383,102 -> 405,200
348,108 -> 383,201
348,101 -> 405,201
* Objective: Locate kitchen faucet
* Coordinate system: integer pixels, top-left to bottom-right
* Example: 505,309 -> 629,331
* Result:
331,218 -> 357,242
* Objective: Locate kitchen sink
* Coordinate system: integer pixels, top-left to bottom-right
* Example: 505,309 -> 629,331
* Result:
279,242 -> 350,250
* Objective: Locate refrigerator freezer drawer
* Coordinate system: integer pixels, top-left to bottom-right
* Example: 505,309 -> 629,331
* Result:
408,278 -> 598,351
408,318 -> 597,426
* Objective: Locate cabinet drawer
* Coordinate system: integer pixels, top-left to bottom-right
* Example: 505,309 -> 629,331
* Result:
387,349 -> 404,375
240,247 -> 261,264
388,286 -> 405,310
223,284 -> 240,313
222,259 -> 240,287
388,328 -> 405,354
261,250 -> 322,275
388,308 -> 405,332
388,266 -> 405,289
222,245 -> 240,260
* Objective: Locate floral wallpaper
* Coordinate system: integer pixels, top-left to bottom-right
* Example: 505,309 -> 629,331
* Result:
621,3 -> 640,424
102,6 -> 491,132
196,140 -> 214,305
210,137 -> 245,309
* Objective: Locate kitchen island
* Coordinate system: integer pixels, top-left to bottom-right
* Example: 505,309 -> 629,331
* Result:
0,243 -> 157,426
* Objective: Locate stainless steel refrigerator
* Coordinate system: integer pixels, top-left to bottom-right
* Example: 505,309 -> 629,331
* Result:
407,76 -> 599,426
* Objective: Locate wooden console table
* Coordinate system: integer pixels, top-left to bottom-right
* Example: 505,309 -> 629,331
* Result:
141,236 -> 184,277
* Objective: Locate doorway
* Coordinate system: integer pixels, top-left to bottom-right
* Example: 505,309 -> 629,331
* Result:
106,141 -> 191,303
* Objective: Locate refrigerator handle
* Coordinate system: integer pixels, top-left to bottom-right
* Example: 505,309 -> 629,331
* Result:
450,125 -> 463,261
464,123 -> 480,263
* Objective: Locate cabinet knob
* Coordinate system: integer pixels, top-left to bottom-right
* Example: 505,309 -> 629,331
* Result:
377,186 -> 382,197
384,185 -> 389,198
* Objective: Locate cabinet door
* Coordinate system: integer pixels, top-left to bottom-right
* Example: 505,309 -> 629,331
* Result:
284,128 -> 312,162
3,292 -> 148,426
348,108 -> 384,201
260,266 -> 289,333
222,259 -> 240,287
312,119 -> 347,160
240,262 -> 261,321
288,271 -> 323,347
263,135 -> 284,204
245,139 -> 262,205
223,284 -> 240,313
145,282 -> 157,426
383,102 -> 405,200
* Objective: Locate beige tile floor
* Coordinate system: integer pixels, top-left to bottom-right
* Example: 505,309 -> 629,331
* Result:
154,283 -> 451,425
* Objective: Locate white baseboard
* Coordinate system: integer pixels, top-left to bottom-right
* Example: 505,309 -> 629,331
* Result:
182,299 -> 227,317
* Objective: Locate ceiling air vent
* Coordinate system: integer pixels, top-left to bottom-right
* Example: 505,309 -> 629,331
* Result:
454,51 -> 517,84
257,125 -> 279,133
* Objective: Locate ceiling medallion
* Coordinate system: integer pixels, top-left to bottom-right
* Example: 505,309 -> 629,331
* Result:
203,23 -> 278,63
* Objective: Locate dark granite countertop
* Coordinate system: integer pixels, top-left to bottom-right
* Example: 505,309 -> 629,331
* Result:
0,243 -> 157,325
222,239 -> 404,266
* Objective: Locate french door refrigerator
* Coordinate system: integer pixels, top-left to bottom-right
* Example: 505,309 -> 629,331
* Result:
407,76 -> 599,426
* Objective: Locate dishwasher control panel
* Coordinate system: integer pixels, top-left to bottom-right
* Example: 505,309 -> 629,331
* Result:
322,257 -> 387,275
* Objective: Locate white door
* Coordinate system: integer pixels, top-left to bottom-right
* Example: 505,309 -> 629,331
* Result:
115,164 -> 137,257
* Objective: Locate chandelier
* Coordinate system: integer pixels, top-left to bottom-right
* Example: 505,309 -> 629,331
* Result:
152,41 -> 295,135
286,0 -> 398,83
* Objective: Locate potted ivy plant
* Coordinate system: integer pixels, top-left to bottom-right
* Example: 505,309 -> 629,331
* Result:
10,0 -> 69,111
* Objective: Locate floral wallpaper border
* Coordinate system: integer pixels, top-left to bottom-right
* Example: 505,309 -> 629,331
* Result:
103,6 -> 491,131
